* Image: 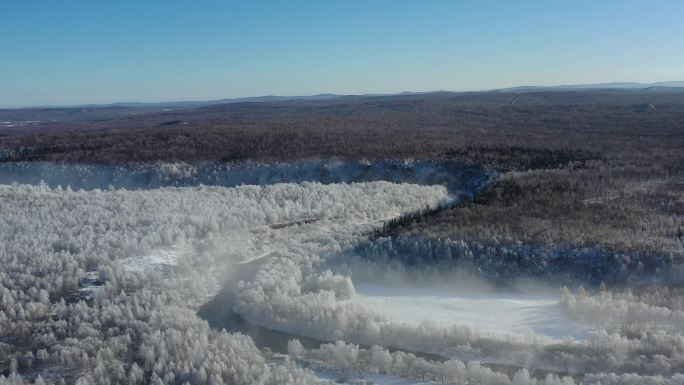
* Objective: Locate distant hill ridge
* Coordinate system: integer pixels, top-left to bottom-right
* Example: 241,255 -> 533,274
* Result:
10,81 -> 684,110
496,81 -> 684,92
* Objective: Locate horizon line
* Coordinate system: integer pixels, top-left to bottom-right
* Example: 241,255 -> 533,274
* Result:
3,79 -> 684,110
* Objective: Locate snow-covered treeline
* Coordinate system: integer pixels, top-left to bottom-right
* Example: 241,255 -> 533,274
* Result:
353,233 -> 681,285
582,373 -> 684,385
288,339 -> 684,385
0,180 -> 448,384
0,160 -> 491,194
561,286 -> 684,333
291,340 -> 512,385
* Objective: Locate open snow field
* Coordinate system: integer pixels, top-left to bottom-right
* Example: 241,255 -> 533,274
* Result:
356,283 -> 591,341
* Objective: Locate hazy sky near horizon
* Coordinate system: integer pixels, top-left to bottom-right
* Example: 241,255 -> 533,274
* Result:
1,0 -> 683,107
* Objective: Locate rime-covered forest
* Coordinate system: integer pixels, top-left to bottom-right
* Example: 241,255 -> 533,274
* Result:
1,90 -> 683,384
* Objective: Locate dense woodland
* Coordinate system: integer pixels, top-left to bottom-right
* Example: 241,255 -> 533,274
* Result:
0,181 -> 447,384
0,90 -> 682,166
2,90 -> 682,254
1,89 -> 683,384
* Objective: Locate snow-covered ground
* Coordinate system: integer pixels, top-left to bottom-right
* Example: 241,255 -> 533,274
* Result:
356,283 -> 591,341
120,244 -> 185,274
314,369 -> 436,385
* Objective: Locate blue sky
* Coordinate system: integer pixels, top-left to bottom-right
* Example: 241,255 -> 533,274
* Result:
1,0 -> 683,107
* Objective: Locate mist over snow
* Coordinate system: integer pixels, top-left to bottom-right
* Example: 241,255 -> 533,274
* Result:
354,282 -> 591,341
